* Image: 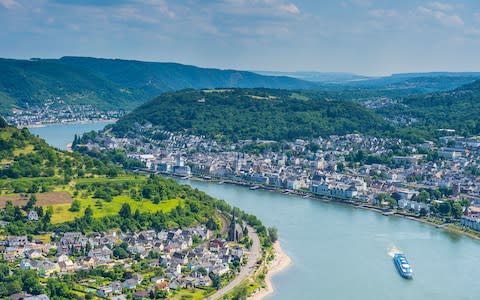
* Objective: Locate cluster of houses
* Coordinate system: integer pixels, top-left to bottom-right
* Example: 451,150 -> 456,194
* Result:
461,200 -> 480,231
6,100 -> 124,127
1,224 -> 248,299
309,172 -> 368,200
84,127 -> 480,229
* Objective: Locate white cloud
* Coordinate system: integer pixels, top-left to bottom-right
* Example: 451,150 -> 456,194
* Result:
465,27 -> 480,37
429,2 -> 453,12
0,0 -> 19,9
279,3 -> 299,14
68,23 -> 80,31
220,0 -> 301,16
137,0 -> 175,18
369,9 -> 398,18
350,0 -> 372,8
115,6 -> 160,24
417,6 -> 464,28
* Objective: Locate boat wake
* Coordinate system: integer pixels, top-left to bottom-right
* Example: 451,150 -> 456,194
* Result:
388,245 -> 401,257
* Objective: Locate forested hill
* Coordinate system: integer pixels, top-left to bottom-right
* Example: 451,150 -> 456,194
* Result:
376,79 -> 480,138
112,89 -> 393,141
0,57 -> 318,113
51,56 -> 319,97
0,58 -> 141,111
0,117 -> 123,179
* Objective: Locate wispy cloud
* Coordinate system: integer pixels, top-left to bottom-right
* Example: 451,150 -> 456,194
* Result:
279,3 -> 299,14
220,0 -> 300,17
429,2 -> 453,12
115,6 -> 160,24
368,9 -> 398,18
465,27 -> 480,37
350,0 -> 372,8
0,0 -> 20,9
417,4 -> 464,28
137,0 -> 175,18
475,12 -> 480,23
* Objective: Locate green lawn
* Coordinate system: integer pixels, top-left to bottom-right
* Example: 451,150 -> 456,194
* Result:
171,288 -> 214,300
51,195 -> 182,224
33,233 -> 52,243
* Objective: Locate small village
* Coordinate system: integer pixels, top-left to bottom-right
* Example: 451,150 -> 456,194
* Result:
81,125 -> 480,233
0,215 -> 252,300
5,99 -> 124,127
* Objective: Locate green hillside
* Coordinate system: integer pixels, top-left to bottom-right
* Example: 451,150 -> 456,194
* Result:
52,56 -> 319,98
0,56 -> 319,113
376,79 -> 480,137
0,58 -> 141,111
0,118 -> 122,179
112,88 -> 393,142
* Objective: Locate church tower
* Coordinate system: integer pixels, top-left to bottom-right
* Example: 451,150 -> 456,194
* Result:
228,210 -> 244,242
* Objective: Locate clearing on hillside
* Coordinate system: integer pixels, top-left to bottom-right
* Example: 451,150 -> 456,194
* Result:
0,191 -> 73,208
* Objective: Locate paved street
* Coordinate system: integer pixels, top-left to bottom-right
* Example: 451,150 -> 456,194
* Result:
208,225 -> 261,299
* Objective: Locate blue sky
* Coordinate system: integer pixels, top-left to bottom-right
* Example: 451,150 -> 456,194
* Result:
1,0 -> 479,75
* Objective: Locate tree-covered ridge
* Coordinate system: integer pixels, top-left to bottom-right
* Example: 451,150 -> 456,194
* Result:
52,56 -> 319,97
376,79 -> 480,138
0,58 -> 142,111
0,119 -> 121,179
0,57 -> 318,113
113,88 -> 393,142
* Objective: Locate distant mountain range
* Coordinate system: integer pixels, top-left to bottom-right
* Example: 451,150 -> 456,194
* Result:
344,72 -> 480,93
0,57 -> 317,113
254,71 -> 480,93
254,71 -> 371,83
1,56 -> 480,114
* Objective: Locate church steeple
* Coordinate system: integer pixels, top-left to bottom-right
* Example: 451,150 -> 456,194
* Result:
228,210 -> 241,242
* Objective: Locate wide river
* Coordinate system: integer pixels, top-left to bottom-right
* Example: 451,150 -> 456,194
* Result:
29,121 -> 114,150
32,122 -> 480,300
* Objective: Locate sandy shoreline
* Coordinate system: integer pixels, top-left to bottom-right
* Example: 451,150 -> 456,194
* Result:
249,241 -> 292,300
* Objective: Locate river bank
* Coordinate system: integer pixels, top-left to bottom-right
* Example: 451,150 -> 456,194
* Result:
249,242 -> 292,300
175,174 -> 480,242
20,118 -> 117,128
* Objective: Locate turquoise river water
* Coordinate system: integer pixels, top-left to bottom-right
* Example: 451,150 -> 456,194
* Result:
32,122 -> 480,300
29,122 -> 114,150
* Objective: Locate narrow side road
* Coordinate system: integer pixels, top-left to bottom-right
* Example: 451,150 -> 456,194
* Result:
208,225 -> 262,299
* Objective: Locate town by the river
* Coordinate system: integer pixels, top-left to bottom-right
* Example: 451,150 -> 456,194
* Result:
33,122 -> 480,300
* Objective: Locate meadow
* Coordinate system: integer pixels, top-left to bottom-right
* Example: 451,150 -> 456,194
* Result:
50,195 -> 182,224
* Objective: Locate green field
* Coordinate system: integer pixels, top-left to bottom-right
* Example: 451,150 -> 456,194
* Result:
51,195 -> 182,224
171,288 -> 214,300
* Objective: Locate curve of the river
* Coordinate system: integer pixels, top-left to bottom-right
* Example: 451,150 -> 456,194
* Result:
30,123 -> 480,300
180,179 -> 480,300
